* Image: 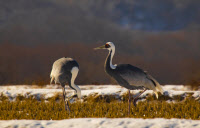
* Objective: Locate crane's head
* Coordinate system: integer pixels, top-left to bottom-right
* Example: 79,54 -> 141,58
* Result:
94,42 -> 115,51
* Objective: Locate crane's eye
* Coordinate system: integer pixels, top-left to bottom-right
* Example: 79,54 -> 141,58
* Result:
105,44 -> 110,48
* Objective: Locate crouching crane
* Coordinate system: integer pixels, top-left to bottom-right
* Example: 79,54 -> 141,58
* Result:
50,57 -> 81,112
95,42 -> 163,115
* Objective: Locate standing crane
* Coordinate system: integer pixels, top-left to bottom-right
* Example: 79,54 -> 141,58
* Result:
50,57 -> 81,112
95,42 -> 163,115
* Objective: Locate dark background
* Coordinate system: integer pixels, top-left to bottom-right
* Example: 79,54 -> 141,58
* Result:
0,0 -> 200,85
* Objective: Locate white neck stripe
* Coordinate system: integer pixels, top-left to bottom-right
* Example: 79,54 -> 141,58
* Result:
71,67 -> 81,98
109,49 -> 117,69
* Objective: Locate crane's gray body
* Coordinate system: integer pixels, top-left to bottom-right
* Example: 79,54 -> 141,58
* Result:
50,57 -> 79,89
105,50 -> 158,91
50,57 -> 81,111
95,42 -> 163,111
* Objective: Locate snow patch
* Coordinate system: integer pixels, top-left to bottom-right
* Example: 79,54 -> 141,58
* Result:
0,85 -> 199,100
0,118 -> 199,128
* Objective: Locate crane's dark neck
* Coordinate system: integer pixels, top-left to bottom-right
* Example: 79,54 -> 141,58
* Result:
105,50 -> 116,73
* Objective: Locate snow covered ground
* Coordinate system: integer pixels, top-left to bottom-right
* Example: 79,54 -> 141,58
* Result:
0,84 -> 199,100
0,118 -> 200,128
0,85 -> 200,128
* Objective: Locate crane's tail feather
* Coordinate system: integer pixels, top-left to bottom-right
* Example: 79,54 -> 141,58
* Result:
147,74 -> 164,99
154,91 -> 159,99
155,83 -> 164,94
50,76 -> 55,85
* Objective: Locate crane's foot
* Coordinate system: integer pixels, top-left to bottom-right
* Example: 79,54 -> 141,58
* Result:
66,94 -> 78,101
133,98 -> 138,107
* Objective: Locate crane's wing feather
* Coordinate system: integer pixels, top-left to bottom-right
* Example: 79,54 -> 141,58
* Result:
114,64 -> 163,96
115,64 -> 150,87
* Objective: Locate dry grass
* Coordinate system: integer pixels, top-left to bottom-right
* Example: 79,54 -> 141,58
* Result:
0,93 -> 199,120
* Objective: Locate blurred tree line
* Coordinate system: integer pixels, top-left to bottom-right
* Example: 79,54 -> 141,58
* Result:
0,30 -> 200,85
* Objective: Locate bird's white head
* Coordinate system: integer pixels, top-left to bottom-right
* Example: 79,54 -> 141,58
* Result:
105,42 -> 115,51
94,42 -> 117,69
94,42 -> 115,52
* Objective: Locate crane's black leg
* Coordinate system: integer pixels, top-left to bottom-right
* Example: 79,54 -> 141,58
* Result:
133,89 -> 147,107
128,89 -> 131,116
62,87 -> 66,110
62,86 -> 71,112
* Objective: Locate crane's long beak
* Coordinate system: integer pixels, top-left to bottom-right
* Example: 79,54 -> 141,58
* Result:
94,45 -> 105,50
